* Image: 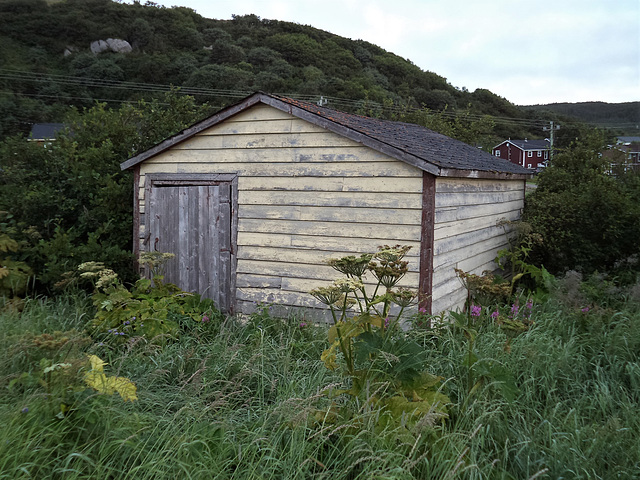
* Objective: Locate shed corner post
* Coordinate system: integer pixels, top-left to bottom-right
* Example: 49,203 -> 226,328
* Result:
419,171 -> 436,321
132,164 -> 141,273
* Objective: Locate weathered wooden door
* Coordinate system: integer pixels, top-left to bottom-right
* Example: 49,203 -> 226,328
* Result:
147,183 -> 232,312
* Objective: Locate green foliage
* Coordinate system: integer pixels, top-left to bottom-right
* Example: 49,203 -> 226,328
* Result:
79,260 -> 221,347
0,0 -> 557,145
0,212 -> 32,298
0,91 -> 209,291
1,280 -> 640,478
311,246 -> 450,431
523,133 -> 640,279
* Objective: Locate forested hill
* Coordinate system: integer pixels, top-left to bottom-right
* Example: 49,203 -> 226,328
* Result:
0,0 -> 599,145
524,102 -> 640,136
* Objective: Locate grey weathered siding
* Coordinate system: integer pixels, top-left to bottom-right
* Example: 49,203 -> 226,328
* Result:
138,104 -> 424,315
430,177 -> 525,313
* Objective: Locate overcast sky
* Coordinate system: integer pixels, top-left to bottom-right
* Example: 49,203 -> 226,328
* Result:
135,0 -> 639,105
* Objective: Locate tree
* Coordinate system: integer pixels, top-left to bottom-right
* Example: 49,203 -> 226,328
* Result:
523,132 -> 640,280
0,92 -> 210,290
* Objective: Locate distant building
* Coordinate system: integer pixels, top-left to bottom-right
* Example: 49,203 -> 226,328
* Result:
603,136 -> 640,174
28,123 -> 65,144
492,139 -> 550,170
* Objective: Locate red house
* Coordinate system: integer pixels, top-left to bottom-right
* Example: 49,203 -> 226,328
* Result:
492,139 -> 550,170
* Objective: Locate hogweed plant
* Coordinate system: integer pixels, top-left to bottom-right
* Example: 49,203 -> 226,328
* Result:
78,256 -> 220,347
310,245 -> 449,430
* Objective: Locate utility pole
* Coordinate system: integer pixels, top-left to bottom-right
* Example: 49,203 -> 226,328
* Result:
543,121 -> 561,164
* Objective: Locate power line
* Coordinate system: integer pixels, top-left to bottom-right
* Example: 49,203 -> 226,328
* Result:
2,68 -> 631,131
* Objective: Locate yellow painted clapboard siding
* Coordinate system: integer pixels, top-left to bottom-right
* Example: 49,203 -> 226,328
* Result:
236,258 -> 420,285
455,252 -> 500,277
237,175 -> 423,193
238,190 -> 422,208
218,104 -> 295,122
433,234 -> 507,270
341,175 -> 422,192
239,176 -> 346,192
172,132 -> 360,150
238,218 -> 422,242
238,204 -> 422,225
436,177 -> 524,193
237,245 -> 421,271
435,190 -> 524,208
434,208 -> 520,241
196,117 -> 328,135
432,289 -> 466,314
434,224 -> 505,256
150,146 -> 394,164
434,248 -> 501,279
237,232 -> 421,255
237,287 -> 323,309
435,200 -> 523,224
431,275 -> 466,301
237,232 -> 293,248
142,161 -> 419,178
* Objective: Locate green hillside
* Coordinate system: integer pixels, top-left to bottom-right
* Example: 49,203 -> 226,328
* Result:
524,102 -> 640,136
0,0 -> 562,146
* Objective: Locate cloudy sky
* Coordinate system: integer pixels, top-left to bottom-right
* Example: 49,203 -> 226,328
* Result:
136,0 -> 639,105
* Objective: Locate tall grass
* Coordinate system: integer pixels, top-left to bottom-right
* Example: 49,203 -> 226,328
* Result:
1,288 -> 639,479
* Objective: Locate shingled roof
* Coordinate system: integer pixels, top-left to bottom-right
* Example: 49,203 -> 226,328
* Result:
121,92 -> 530,178
493,139 -> 550,151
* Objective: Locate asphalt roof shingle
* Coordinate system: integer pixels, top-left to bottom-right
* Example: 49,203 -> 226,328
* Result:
273,95 -> 530,175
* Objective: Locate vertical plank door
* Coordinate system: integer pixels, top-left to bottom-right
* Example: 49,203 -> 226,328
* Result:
148,184 -> 232,312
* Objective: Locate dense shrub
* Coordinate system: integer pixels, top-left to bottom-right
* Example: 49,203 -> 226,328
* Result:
0,92 -> 210,291
523,133 -> 640,281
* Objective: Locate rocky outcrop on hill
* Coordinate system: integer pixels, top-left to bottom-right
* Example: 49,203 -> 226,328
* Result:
90,38 -> 132,54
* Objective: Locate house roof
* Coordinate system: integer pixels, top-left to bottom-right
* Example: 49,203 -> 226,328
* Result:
28,123 -> 65,141
121,92 -> 531,179
493,139 -> 550,151
617,136 -> 640,145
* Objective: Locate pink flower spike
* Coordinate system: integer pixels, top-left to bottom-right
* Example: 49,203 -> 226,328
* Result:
202,315 -> 210,323
384,317 -> 390,328
491,310 -> 499,319
581,307 -> 589,313
470,305 -> 482,317
418,307 -> 427,314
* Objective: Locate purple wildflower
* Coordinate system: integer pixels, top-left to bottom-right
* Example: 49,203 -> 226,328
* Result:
524,299 -> 534,318
124,320 -> 130,325
581,306 -> 590,313
21,407 -> 28,413
470,305 -> 482,317
384,317 -> 390,328
510,303 -> 519,317
418,307 -> 427,314
491,310 -> 500,319
299,322 -> 307,328
202,315 -> 210,323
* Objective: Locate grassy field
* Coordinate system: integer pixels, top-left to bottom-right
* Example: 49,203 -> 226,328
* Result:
1,278 -> 639,479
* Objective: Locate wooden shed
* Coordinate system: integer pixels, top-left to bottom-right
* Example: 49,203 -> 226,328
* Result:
121,92 -> 530,317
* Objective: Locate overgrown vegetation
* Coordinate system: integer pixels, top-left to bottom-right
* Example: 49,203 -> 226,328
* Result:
523,132 -> 640,282
1,267 -> 639,478
0,91 -> 210,292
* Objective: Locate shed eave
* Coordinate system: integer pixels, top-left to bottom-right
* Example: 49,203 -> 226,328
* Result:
437,167 -> 532,180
